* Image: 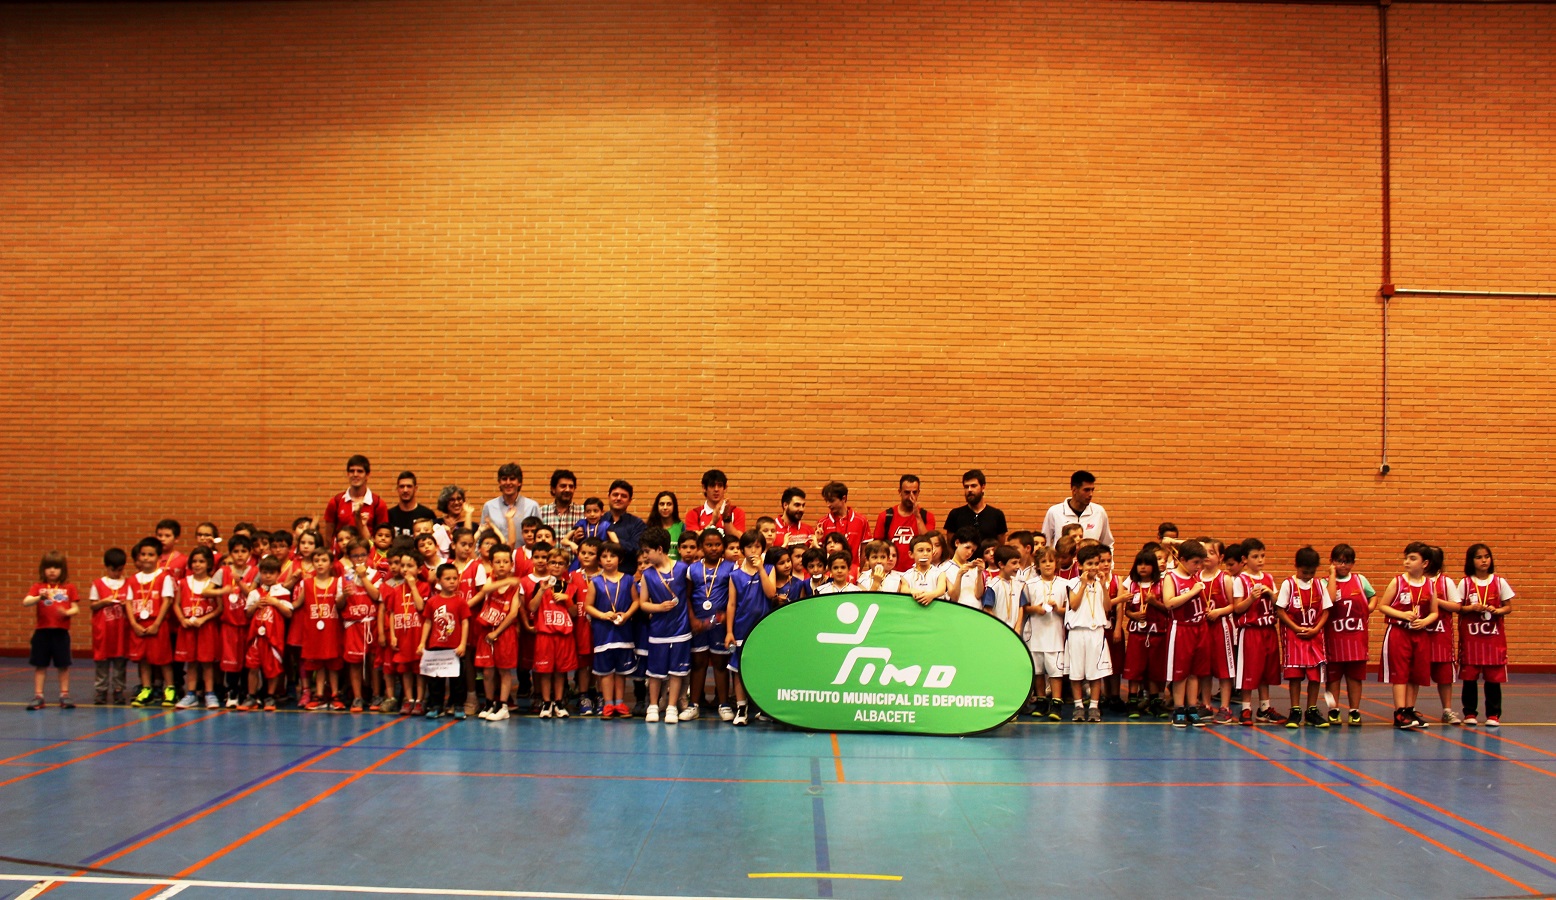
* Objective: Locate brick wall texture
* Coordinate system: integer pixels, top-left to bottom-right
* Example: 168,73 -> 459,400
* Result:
2,2 -> 1552,660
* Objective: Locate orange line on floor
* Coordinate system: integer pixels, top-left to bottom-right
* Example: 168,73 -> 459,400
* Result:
1470,729 -> 1556,759
306,768 -> 808,784
0,713 -> 172,766
1207,729 -> 1541,897
0,712 -> 222,790
129,721 -> 455,900
830,732 -> 845,783
1361,698 -> 1556,778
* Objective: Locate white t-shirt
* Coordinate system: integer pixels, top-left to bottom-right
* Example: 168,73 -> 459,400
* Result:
986,576 -> 1024,630
942,560 -> 983,608
856,567 -> 903,593
1022,577 -> 1070,652
1065,578 -> 1110,630
135,570 -> 177,598
245,584 -> 294,613
1276,578 -> 1334,611
900,566 -> 944,598
1459,575 -> 1515,606
89,577 -> 126,601
815,582 -> 861,595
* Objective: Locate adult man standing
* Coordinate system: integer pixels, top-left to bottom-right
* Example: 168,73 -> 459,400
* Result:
1042,470 -> 1114,549
874,474 -> 936,571
480,462 -> 542,547
773,487 -> 812,549
539,469 -> 583,543
323,455 -> 389,548
603,480 -> 645,575
685,469 -> 746,536
387,471 -> 435,539
944,469 -> 1007,544
817,481 -> 869,563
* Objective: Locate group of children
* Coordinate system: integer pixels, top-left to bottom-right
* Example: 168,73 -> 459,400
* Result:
23,510 -> 1515,733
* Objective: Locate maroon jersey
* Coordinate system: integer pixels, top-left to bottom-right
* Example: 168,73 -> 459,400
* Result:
1167,571 -> 1206,624
90,578 -> 132,659
1123,578 -> 1162,635
1237,572 -> 1278,628
1325,575 -> 1371,662
1458,575 -> 1512,667
1425,574 -> 1457,662
1387,575 -> 1433,628
1280,577 -> 1328,667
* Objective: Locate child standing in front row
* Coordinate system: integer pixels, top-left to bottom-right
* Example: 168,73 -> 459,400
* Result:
1067,544 -> 1113,722
637,527 -> 691,724
24,551 -> 79,710
1376,542 -> 1438,730
1024,547 -> 1070,721
587,543 -> 640,719
1324,543 -> 1374,726
89,548 -> 132,705
128,537 -> 177,708
725,530 -> 777,726
1458,543 -> 1514,727
473,545 -> 524,721
384,551 -> 426,715
531,548 -> 580,718
1276,546 -> 1331,728
420,563 -> 470,720
244,557 -> 293,710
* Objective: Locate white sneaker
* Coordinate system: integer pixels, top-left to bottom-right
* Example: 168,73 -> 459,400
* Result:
205,693 -> 220,710
645,705 -> 660,723
538,703 -> 553,719
1463,714 -> 1478,726
477,706 -> 493,720
224,696 -> 239,709
679,704 -> 699,721
488,705 -> 509,722
665,706 -> 680,725
718,705 -> 734,722
555,703 -> 570,719
175,693 -> 198,709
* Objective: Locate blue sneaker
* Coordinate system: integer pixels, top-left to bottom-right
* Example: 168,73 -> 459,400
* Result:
1188,708 -> 1206,727
1172,707 -> 1188,729
578,696 -> 596,717
452,709 -> 467,721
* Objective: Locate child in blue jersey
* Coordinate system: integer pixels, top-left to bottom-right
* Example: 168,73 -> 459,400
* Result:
769,547 -> 811,606
585,543 -> 639,719
575,498 -> 611,543
725,530 -> 778,726
636,526 -> 692,724
687,528 -> 735,721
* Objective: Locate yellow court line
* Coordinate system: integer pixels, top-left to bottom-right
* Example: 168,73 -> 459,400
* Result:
749,873 -> 902,882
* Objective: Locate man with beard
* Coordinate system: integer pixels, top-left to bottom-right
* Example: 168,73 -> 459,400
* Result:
772,487 -> 812,548
540,469 -> 583,544
388,471 -> 435,540
874,474 -> 936,571
944,469 -> 1007,544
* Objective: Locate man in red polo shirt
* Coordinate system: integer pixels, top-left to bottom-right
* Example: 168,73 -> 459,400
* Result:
772,487 -> 813,549
873,474 -> 936,571
322,455 -> 389,549
685,469 -> 746,536
818,481 -> 868,564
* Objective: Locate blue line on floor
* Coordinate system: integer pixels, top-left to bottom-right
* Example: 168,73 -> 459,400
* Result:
811,757 -> 833,899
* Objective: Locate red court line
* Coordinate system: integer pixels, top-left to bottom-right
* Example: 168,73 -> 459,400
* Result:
76,716 -> 404,876
1207,729 -> 1541,897
1257,727 -> 1556,869
129,721 -> 459,900
830,733 -> 845,783
1471,729 -> 1556,759
0,712 -> 222,790
1361,698 -> 1556,778
304,768 -> 1300,788
0,713 -> 173,766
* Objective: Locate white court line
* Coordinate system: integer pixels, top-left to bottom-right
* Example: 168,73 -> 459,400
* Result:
150,885 -> 190,899
14,881 -> 56,900
0,873 -> 804,899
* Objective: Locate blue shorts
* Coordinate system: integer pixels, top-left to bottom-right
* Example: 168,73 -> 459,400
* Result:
690,617 -> 730,655
591,646 -> 639,677
645,640 -> 691,679
728,643 -> 744,674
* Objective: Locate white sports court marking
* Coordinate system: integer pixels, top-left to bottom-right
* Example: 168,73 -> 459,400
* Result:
0,873 -> 811,899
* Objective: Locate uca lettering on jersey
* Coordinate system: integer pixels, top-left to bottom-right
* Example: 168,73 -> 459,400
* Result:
821,601 -> 956,689
1332,618 -> 1366,632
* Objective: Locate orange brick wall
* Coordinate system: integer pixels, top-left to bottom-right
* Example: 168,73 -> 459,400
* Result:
2,2 -> 1552,660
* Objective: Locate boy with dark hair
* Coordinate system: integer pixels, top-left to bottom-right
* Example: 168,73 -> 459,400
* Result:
818,481 -> 868,564
686,469 -> 746,536
1277,546 -> 1332,728
155,519 -> 186,579
1066,543 -> 1114,721
1376,543 -> 1438,730
1164,540 -> 1211,728
89,548 -> 132,705
323,455 -> 388,549
128,537 -> 177,708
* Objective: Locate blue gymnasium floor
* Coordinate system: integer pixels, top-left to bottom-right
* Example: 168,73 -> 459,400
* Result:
4,660 -> 1556,900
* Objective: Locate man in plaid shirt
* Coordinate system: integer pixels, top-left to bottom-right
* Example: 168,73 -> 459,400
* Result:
539,469 -> 583,543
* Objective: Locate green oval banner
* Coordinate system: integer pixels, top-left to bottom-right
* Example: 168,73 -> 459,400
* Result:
740,592 -> 1035,736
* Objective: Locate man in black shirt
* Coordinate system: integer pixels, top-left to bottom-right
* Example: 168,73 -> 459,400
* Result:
387,471 -> 436,539
604,479 -> 646,575
944,469 -> 1007,543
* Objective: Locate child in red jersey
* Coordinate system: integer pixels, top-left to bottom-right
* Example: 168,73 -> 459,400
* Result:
473,544 -> 525,721
173,547 -> 223,710
244,558 -> 292,710
1277,546 -> 1332,728
383,550 -> 426,715
126,538 -> 177,707
1117,547 -> 1162,721
1375,542 -> 1439,730
1164,539 -> 1212,728
530,548 -> 581,718
572,538 -> 603,715
1424,546 -> 1464,725
298,547 -> 346,711
1235,538 -> 1284,725
340,541 -> 382,712
155,519 -> 187,580
420,562 -> 470,720
1324,543 -> 1375,727
1458,543 -> 1514,727
24,551 -> 79,710
213,535 -> 258,708
1190,539 -> 1237,725
89,547 -> 132,705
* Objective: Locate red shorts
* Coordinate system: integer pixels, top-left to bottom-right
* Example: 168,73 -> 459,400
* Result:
1123,633 -> 1151,682
1430,661 -> 1458,686
383,658 -> 417,675
476,628 -> 518,670
245,639 -> 284,679
342,621 -> 374,664
302,657 -> 343,672
130,627 -> 173,666
1107,635 -> 1126,673
1381,626 -> 1430,686
219,622 -> 248,673
574,616 -> 593,659
1209,620 -> 1238,680
533,632 -> 578,674
518,628 -> 536,671
1167,621 -> 1211,682
1329,660 -> 1367,682
1236,627 -> 1281,691
1284,664 -> 1326,683
1460,664 -> 1507,684
175,622 -> 219,664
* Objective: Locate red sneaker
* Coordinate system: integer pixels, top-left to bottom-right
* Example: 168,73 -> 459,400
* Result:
330,699 -> 346,711
1239,708 -> 1254,727
304,699 -> 323,711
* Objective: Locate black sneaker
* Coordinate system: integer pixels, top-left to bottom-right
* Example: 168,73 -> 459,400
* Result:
1395,708 -> 1415,730
1327,707 -> 1341,725
1047,701 -> 1062,722
1348,709 -> 1363,727
1189,708 -> 1206,728
1307,707 -> 1328,729
1031,697 -> 1049,719
1172,707 -> 1188,729
1287,708 -> 1303,729
1410,709 -> 1430,730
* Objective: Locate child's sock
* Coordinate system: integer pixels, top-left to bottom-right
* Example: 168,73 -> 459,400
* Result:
1258,699 -> 1271,711
1088,700 -> 1099,710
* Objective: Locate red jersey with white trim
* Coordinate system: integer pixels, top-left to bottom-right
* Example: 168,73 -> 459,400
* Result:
90,577 -> 132,659
1425,574 -> 1457,661
1058,562 -> 1080,580
818,509 -> 869,563
178,576 -> 217,623
1325,575 -> 1371,662
381,580 -> 423,662
1458,575 -> 1512,667
478,582 -> 522,629
216,564 -> 257,627
1236,572 -> 1278,628
246,586 -> 290,651
341,567 -> 379,624
1387,575 -> 1433,627
1167,571 -> 1206,624
874,507 -> 936,572
686,504 -> 746,536
129,569 -> 173,626
772,520 -> 813,550
1123,578 -> 1162,634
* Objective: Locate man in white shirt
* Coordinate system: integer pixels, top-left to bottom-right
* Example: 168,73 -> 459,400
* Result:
1042,470 -> 1114,550
480,462 -> 542,546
